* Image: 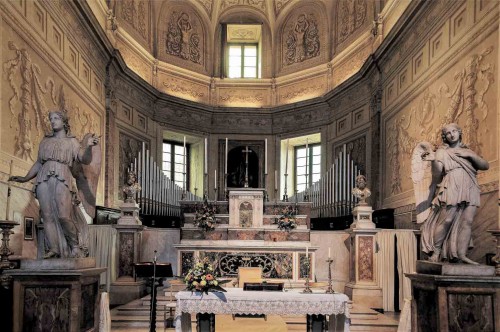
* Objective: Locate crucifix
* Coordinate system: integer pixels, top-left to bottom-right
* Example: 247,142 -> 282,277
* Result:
242,146 -> 251,188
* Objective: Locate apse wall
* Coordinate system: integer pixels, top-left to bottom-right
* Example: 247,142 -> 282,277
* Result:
0,0 -> 499,265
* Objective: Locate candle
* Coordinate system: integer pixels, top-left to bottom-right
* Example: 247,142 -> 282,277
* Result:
328,247 -> 331,259
305,138 -> 308,187
215,169 -> 217,189
5,160 -> 13,220
225,138 -> 228,174
306,245 -> 309,257
275,170 -> 278,191
204,138 -> 208,174
264,138 -> 268,174
285,139 -> 289,175
183,136 -> 186,174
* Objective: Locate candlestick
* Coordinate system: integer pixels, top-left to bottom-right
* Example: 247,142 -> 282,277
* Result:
305,138 -> 308,189
183,136 -> 186,192
325,258 -> 334,294
225,138 -> 228,174
302,250 -> 312,294
328,247 -> 331,259
264,138 -> 268,174
214,169 -> 217,189
306,245 -> 308,256
5,160 -> 13,220
274,170 -> 278,191
204,138 -> 208,174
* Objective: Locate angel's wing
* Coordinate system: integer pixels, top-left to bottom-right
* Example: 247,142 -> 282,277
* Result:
411,142 -> 434,223
72,133 -> 102,218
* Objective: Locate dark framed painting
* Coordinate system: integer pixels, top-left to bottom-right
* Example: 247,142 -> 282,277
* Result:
24,217 -> 34,240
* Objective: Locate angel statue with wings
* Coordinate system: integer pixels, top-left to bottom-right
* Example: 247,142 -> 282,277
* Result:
10,110 -> 101,259
411,123 -> 489,265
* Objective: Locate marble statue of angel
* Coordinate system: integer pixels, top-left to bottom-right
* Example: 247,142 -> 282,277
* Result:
411,123 -> 489,264
10,110 -> 101,259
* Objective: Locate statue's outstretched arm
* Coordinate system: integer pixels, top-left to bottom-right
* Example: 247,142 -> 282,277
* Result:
9,161 -> 42,183
78,134 -> 99,165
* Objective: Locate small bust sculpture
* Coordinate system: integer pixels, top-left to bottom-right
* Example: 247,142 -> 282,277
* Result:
352,174 -> 371,205
123,170 -> 141,203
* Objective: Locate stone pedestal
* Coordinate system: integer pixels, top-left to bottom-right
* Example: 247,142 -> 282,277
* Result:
344,220 -> 382,309
350,205 -> 375,229
110,224 -> 146,305
118,202 -> 142,225
408,261 -> 499,331
4,258 -> 105,332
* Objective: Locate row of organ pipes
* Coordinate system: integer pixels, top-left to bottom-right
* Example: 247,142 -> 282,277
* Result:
130,143 -> 201,218
130,142 -> 358,219
291,144 -> 359,218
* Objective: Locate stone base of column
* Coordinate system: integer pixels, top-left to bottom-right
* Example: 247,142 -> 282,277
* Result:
344,282 -> 383,309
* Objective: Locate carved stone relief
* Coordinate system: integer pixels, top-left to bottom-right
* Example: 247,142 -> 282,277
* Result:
334,136 -> 366,174
384,46 -> 495,197
159,73 -> 208,103
118,0 -> 150,44
278,76 -> 326,104
283,13 -> 320,66
337,0 -> 367,45
220,0 -> 267,15
117,38 -> 152,83
218,88 -> 267,107
196,0 -> 213,17
274,0 -> 293,16
166,11 -> 202,65
3,41 -> 101,161
447,294 -> 494,331
24,286 -> 71,331
119,132 -> 144,199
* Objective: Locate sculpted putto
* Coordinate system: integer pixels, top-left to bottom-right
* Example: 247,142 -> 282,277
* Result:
412,123 -> 489,265
10,110 -> 101,259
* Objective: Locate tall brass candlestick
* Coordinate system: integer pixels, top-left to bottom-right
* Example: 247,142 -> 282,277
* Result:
302,253 -> 312,293
325,258 -> 334,294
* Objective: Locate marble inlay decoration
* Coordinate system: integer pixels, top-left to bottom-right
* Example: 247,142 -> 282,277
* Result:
447,294 -> 494,331
119,232 -> 134,277
23,286 -> 71,331
358,236 -> 373,281
81,282 -> 97,331
181,251 -> 195,276
239,201 -> 253,227
198,252 -> 293,279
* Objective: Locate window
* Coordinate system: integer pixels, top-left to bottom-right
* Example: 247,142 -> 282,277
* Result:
162,141 -> 189,189
295,144 -> 321,192
227,44 -> 258,78
223,24 -> 262,78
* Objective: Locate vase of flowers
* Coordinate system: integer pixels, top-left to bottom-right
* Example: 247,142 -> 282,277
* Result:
184,258 -> 228,294
193,198 -> 218,232
274,205 -> 298,232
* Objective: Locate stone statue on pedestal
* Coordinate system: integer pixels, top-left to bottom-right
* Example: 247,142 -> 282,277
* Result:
412,123 -> 489,265
9,110 -> 101,259
352,174 -> 371,206
123,170 -> 141,203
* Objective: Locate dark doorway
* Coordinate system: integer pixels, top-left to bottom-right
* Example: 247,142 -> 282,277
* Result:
227,146 -> 259,188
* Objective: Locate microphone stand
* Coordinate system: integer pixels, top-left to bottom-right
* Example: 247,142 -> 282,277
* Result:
149,250 -> 158,332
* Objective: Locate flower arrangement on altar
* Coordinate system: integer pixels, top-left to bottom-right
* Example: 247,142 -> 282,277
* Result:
193,198 -> 218,232
184,258 -> 228,294
274,205 -> 298,232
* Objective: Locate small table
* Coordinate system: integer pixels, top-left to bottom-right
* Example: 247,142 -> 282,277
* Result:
175,288 -> 350,332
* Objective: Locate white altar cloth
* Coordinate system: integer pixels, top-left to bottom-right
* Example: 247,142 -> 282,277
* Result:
175,288 -> 350,331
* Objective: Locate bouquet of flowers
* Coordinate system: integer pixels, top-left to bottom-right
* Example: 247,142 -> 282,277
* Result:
193,198 -> 218,232
274,205 -> 298,232
184,259 -> 228,294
